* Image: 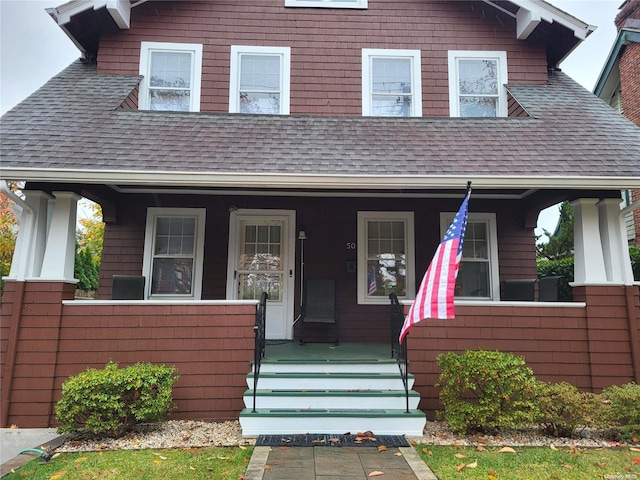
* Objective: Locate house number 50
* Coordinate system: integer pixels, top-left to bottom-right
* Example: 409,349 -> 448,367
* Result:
346,242 -> 356,250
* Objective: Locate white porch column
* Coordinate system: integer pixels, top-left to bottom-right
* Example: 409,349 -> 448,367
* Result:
39,191 -> 81,281
571,198 -> 607,285
598,198 -> 634,285
7,191 -> 53,280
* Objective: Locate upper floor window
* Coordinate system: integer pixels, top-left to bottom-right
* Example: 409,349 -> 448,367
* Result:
448,51 -> 508,117
357,211 -> 415,304
139,42 -> 203,112
440,212 -> 499,300
285,0 -> 367,8
362,49 -> 422,117
142,208 -> 206,300
229,46 -> 291,115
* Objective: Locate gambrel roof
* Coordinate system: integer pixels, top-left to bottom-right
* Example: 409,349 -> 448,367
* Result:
1,61 -> 639,191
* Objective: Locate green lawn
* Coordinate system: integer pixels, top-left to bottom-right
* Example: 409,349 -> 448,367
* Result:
4,446 -> 253,480
417,444 -> 640,480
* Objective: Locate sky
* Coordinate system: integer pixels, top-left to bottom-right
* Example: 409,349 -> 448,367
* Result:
0,0 -> 624,231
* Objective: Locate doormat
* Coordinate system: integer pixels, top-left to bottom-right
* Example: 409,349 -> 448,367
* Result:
255,433 -> 411,447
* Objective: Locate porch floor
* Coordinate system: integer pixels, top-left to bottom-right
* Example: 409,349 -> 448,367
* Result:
264,342 -> 391,362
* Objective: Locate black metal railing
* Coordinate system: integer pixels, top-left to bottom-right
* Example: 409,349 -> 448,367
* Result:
389,293 -> 410,414
252,292 -> 268,413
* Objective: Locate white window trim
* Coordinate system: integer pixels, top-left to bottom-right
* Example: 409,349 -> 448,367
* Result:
362,49 -> 422,117
138,41 -> 203,112
142,207 -> 206,300
440,211 -> 500,301
285,0 -> 367,8
357,211 -> 415,305
229,45 -> 291,115
447,50 -> 508,118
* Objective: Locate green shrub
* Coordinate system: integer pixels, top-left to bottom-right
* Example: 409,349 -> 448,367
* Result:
601,382 -> 640,442
629,246 -> 640,281
56,361 -> 179,437
535,381 -> 606,438
436,350 -> 539,433
536,257 -> 574,301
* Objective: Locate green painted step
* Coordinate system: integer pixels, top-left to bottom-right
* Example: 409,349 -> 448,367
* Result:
244,389 -> 419,397
240,408 -> 425,418
247,372 -> 412,379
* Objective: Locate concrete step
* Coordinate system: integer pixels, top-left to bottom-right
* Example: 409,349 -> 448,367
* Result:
243,388 -> 421,409
255,358 -> 400,374
246,371 -> 414,390
239,408 -> 426,436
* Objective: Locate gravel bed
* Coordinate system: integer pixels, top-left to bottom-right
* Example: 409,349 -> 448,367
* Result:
55,420 -> 638,453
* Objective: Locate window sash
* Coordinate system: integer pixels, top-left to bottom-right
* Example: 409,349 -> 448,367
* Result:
357,211 -> 415,304
230,46 -> 291,115
448,51 -> 507,118
139,42 -> 202,112
362,49 -> 422,117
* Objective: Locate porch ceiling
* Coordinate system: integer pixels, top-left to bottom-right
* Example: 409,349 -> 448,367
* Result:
1,62 -> 639,191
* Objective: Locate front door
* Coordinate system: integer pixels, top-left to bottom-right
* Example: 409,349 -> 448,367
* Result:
227,209 -> 296,340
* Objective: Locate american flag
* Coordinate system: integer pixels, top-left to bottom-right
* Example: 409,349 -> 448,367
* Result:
368,265 -> 377,296
399,188 -> 470,343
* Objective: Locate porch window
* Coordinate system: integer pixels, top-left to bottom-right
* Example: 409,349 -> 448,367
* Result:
285,0 -> 367,8
362,49 -> 422,117
142,208 -> 206,299
139,42 -> 203,112
229,46 -> 291,114
357,212 -> 415,304
440,212 -> 499,300
447,51 -> 508,117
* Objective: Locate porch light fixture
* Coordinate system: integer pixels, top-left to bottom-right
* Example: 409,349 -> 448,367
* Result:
298,230 -> 306,240
228,205 -> 238,213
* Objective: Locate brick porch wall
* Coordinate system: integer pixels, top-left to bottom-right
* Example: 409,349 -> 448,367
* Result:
2,281 -> 639,427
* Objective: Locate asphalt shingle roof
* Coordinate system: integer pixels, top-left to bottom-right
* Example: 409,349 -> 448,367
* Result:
1,61 -> 639,188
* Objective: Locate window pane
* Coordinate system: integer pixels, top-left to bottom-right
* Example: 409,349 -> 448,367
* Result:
239,92 -> 280,114
150,90 -> 191,111
151,258 -> 193,295
371,96 -> 412,117
455,261 -> 489,297
245,225 -> 256,243
150,51 -> 192,88
157,217 -> 171,235
372,58 -> 411,94
459,96 -> 497,117
240,55 -> 281,91
367,257 -> 406,296
458,59 -> 498,95
239,273 -> 282,301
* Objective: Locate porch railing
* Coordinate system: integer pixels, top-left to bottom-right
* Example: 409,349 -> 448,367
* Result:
389,293 -> 410,414
252,292 -> 268,413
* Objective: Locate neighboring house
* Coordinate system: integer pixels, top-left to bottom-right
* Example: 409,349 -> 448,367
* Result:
1,0 -> 640,435
595,0 -> 640,245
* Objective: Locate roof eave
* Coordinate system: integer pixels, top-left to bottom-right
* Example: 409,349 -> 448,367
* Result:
594,28 -> 640,96
2,168 -> 638,191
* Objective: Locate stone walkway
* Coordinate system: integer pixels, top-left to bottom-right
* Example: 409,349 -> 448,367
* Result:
244,445 -> 437,480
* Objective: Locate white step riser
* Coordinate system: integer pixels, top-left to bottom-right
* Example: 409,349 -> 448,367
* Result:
255,363 -> 400,374
240,416 -> 425,437
243,395 -> 420,410
247,377 -> 414,390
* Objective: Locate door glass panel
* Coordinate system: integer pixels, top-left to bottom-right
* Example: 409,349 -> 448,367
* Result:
238,220 -> 284,300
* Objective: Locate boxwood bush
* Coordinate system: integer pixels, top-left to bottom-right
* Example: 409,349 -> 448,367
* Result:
56,361 -> 179,437
601,382 -> 640,442
436,350 -> 539,433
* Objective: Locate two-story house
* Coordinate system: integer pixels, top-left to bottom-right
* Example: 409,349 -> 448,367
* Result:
1,0 -> 640,436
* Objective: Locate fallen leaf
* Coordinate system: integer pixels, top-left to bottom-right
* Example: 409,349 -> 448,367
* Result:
239,445 -> 247,450
456,463 -> 467,472
488,469 -> 496,476
394,452 -> 402,457
550,445 -> 558,450
467,461 -> 478,468
329,438 -> 340,443
189,466 -> 196,470
9,424 -> 18,429
499,447 -> 516,454
630,447 -> 640,452
422,448 -> 433,455
454,453 -> 466,458
264,465 -> 272,470
74,457 -> 88,463
476,446 -> 486,451
632,458 -> 640,465
562,464 -> 572,469
50,471 -> 67,480
312,439 -> 326,444
597,462 -> 607,468
368,471 -> 384,477
377,445 -> 387,452
159,455 -> 167,460
488,476 -> 500,480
